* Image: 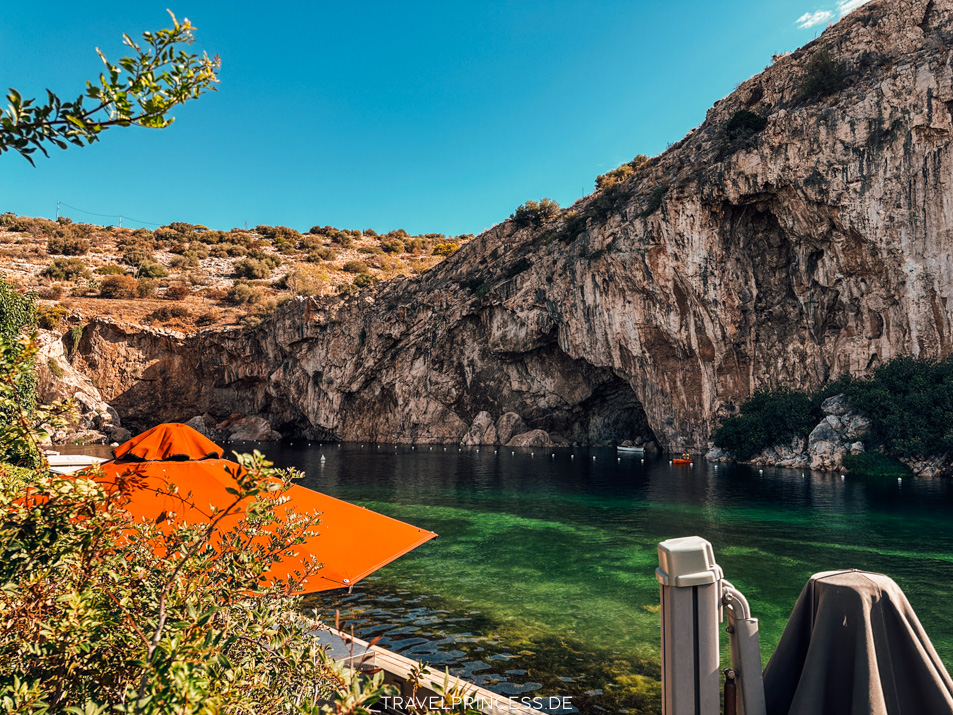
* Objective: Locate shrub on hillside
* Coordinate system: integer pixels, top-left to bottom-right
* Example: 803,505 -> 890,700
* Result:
37,285 -> 64,301
638,185 -> 668,218
95,264 -> 127,276
41,258 -> 90,282
136,279 -> 157,298
234,258 -> 273,279
307,247 -> 337,262
595,164 -> 634,191
380,237 -> 405,254
279,265 -> 329,297
36,305 -> 68,331
137,260 -> 169,279
726,109 -> 768,145
433,242 -> 459,257
353,273 -> 377,289
47,232 -> 90,256
165,284 -> 190,300
329,232 -> 353,248
800,49 -> 847,101
341,260 -> 370,274
99,275 -> 139,299
227,281 -> 266,304
148,304 -> 191,322
511,198 -> 560,228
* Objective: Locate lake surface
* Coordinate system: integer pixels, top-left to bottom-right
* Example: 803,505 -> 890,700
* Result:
67,442 -> 953,714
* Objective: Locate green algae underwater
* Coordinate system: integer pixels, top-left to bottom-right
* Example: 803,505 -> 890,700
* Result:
268,443 -> 953,714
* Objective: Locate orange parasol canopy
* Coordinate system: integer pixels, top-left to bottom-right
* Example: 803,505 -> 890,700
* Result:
112,422 -> 224,462
94,424 -> 437,593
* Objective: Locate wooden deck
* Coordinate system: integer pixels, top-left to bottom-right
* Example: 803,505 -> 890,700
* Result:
324,627 -> 545,715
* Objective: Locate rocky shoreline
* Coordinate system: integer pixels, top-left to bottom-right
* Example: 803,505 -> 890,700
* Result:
706,393 -> 952,477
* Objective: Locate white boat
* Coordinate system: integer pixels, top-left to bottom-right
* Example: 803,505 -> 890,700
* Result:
45,453 -> 106,475
617,445 -> 645,454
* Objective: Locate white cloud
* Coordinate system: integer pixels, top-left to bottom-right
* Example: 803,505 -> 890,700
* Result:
837,0 -> 871,15
796,10 -> 835,28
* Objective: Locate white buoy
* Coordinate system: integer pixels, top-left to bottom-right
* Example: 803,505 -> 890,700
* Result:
429,447 -> 432,451
841,474 -> 845,481
494,450 -> 497,454
898,478 -> 903,485
759,469 -> 763,474
618,457 -> 621,463
531,452 -> 534,457
476,449 -> 479,452
551,453 -> 555,458
571,455 -> 574,460
320,455 -> 326,462
512,451 -> 515,456
641,459 -> 644,463
593,456 -> 596,461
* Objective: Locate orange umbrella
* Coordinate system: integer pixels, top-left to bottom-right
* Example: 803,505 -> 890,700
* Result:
93,423 -> 437,593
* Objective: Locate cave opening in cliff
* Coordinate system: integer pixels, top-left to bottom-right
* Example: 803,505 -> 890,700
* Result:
541,374 -> 658,447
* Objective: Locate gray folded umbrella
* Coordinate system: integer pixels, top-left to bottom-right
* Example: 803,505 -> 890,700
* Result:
763,570 -> 953,715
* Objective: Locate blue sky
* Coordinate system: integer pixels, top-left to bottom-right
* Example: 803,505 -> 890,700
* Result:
0,0 -> 869,236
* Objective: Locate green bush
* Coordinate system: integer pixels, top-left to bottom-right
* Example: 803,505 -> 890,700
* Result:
714,387 -> 819,460
66,325 -> 84,355
99,275 -> 139,299
353,273 -> 377,288
137,260 -> 169,279
726,109 -> 768,145
842,452 -> 912,478
511,198 -> 560,228
380,238 -> 405,254
595,164 -> 634,191
638,186 -> 667,218
234,258 -> 273,279
41,258 -> 91,281
279,266 -> 329,296
148,304 -> 191,322
47,232 -> 90,256
843,356 -> 953,460
800,49 -> 847,100
227,282 -> 266,304
36,305 -> 67,330
95,264 -> 127,276
341,260 -> 369,274
307,247 -> 338,262
433,242 -> 459,257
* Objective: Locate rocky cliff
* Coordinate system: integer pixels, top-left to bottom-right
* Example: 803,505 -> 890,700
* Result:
55,0 -> 953,450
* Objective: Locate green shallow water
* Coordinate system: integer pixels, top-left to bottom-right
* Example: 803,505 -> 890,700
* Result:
66,442 -> 953,713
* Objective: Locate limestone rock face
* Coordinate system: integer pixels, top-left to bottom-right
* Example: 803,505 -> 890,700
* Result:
495,413 -> 528,446
35,329 -> 129,445
506,430 -> 555,448
227,415 -> 281,442
50,0 -> 953,451
461,411 -> 498,446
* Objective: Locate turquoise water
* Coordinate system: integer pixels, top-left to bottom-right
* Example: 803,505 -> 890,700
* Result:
263,444 -> 953,712
65,442 -> 953,713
